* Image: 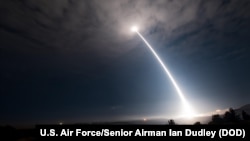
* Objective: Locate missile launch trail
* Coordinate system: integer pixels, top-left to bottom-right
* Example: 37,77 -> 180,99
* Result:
133,28 -> 195,118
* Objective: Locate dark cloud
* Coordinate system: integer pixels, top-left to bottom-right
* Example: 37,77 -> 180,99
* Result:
1,0 -> 249,59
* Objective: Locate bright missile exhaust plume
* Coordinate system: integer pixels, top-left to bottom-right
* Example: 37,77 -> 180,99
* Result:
131,26 -> 138,32
131,26 -> 196,119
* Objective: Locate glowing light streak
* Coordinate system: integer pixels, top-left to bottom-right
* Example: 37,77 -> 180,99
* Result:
132,27 -> 195,118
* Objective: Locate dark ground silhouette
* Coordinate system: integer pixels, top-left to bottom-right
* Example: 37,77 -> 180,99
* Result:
1,107 -> 249,140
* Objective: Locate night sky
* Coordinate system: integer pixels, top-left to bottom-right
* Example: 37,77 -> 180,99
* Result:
1,0 -> 250,126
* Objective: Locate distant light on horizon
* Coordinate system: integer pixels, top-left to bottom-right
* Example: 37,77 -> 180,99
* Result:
216,109 -> 221,113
